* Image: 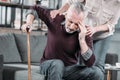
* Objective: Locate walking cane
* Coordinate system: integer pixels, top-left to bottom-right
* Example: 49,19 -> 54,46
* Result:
26,27 -> 31,80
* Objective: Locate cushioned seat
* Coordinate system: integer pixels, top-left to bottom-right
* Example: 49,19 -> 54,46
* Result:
3,66 -> 45,80
15,70 -> 45,80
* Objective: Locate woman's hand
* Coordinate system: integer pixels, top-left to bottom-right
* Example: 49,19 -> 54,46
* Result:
50,10 -> 60,19
86,27 -> 96,37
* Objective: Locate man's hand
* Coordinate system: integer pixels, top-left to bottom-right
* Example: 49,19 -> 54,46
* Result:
50,10 -> 60,19
21,14 -> 34,32
21,23 -> 33,33
78,21 -> 89,54
78,21 -> 87,41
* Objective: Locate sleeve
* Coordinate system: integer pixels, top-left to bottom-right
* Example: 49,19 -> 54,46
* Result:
81,35 -> 95,67
81,48 -> 93,61
107,8 -> 120,35
26,9 -> 39,20
26,5 -> 51,26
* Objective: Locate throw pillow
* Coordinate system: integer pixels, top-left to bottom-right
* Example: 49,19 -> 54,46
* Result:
0,33 -> 21,63
14,33 -> 47,63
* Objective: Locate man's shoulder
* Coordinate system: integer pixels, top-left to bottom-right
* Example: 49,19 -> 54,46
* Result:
50,13 -> 65,23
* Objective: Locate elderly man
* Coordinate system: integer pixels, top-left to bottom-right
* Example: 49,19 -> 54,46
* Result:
22,2 -> 97,80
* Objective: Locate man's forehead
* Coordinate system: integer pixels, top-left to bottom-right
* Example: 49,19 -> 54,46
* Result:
67,9 -> 78,16
66,9 -> 81,22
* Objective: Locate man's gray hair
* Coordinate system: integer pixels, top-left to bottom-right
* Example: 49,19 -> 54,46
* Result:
69,2 -> 85,14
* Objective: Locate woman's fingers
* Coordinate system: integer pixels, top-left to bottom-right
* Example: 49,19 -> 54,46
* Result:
50,10 -> 60,18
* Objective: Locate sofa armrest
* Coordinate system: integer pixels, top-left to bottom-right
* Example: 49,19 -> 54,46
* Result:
0,54 -> 3,67
105,53 -> 118,65
0,54 -> 3,80
104,53 -> 118,80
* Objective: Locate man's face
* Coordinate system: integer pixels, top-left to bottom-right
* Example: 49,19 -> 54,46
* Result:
65,9 -> 84,33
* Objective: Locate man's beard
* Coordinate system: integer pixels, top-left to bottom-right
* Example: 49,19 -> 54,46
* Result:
65,26 -> 80,34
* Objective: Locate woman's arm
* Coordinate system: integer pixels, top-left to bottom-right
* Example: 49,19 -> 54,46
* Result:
50,3 -> 69,18
51,0 -> 85,18
87,9 -> 120,37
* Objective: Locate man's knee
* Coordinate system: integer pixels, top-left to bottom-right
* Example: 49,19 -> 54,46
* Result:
51,59 -> 65,71
40,59 -> 65,76
91,67 -> 104,80
40,59 -> 64,72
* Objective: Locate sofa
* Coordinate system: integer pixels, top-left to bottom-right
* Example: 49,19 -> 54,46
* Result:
0,28 -> 47,80
0,28 -> 118,80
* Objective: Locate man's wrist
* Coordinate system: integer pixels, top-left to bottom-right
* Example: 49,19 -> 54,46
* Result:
26,14 -> 34,25
79,39 -> 86,43
26,19 -> 33,25
79,40 -> 89,54
26,22 -> 32,26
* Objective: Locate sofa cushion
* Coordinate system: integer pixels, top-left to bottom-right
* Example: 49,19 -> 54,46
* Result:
14,33 -> 47,63
3,66 -> 45,80
0,33 -> 21,63
4,63 -> 40,70
15,70 -> 45,80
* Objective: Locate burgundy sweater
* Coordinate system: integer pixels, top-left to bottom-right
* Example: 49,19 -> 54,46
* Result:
31,5 -> 95,66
